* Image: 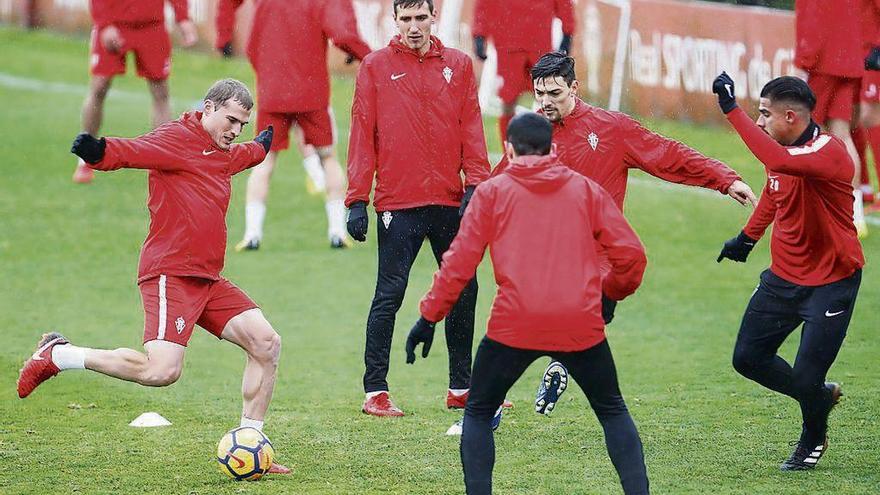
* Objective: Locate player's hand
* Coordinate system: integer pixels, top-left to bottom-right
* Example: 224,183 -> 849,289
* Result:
866,46 -> 880,71
255,125 -> 273,153
601,294 -> 617,325
558,34 -> 573,55
70,133 -> 106,164
717,231 -> 757,263
473,36 -> 488,61
727,179 -> 758,207
405,317 -> 436,364
347,201 -> 368,242
178,20 -> 198,47
712,72 -> 738,114
459,186 -> 476,217
100,25 -> 124,53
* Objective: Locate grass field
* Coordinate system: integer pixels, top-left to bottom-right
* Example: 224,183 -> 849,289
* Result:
1,26 -> 878,494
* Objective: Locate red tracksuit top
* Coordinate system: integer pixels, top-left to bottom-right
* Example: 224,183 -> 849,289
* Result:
420,155 -> 647,352
89,0 -> 188,29
247,0 -> 371,113
794,0 -> 863,78
88,112 -> 268,284
346,36 -> 491,211
472,0 -> 575,54
727,108 -> 865,286
493,99 -> 741,210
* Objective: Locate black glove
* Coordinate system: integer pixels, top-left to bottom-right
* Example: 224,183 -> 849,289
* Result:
71,133 -> 106,164
717,231 -> 757,263
712,72 -> 738,114
601,294 -> 617,325
558,34 -> 572,55
459,186 -> 476,217
866,46 -> 880,71
254,125 -> 273,153
347,201 -> 368,242
473,36 -> 488,61
405,317 -> 437,364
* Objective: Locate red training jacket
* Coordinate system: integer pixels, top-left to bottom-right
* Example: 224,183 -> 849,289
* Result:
420,155 -> 646,352
247,0 -> 371,113
88,112 -> 267,284
794,0 -> 863,78
89,0 -> 188,29
472,0 -> 575,54
726,108 -> 864,286
346,36 -> 491,211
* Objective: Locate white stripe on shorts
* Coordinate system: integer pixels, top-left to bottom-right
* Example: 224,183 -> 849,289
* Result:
157,275 -> 167,340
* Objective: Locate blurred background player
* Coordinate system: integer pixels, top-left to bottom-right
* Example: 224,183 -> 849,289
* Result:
238,0 -> 371,250
22,79 -> 291,475
346,0 -> 490,416
214,0 -> 244,57
489,53 -> 757,415
853,0 -> 880,213
713,73 -> 863,471
794,0 -> 867,236
471,0 -> 575,145
72,0 -> 197,184
406,113 -> 650,495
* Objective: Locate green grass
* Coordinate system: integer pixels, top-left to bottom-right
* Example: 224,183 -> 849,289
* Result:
1,26 -> 878,494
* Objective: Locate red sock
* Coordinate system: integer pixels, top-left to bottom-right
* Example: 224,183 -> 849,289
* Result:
852,127 -> 870,186
499,113 -> 513,146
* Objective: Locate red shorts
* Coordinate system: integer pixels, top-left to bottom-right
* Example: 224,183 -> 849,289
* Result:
140,275 -> 258,346
256,108 -> 336,151
861,71 -> 880,103
90,22 -> 171,81
807,72 -> 860,124
497,50 -> 541,104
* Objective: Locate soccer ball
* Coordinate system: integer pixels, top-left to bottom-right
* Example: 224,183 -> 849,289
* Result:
216,427 -> 275,481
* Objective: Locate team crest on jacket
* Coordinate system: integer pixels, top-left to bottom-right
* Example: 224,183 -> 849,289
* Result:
382,211 -> 393,229
588,132 -> 599,151
443,66 -> 453,83
175,317 -> 185,334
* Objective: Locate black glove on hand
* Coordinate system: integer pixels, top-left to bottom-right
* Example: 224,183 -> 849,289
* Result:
601,294 -> 617,325
406,317 -> 437,364
866,46 -> 880,71
70,133 -> 106,164
473,36 -> 488,61
712,72 -> 738,114
255,125 -> 274,153
717,231 -> 757,263
459,186 -> 476,217
347,201 -> 368,242
558,34 -> 573,55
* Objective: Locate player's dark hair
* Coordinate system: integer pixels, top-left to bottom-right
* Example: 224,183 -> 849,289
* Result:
393,0 -> 434,16
760,76 -> 816,112
507,112 -> 553,156
204,79 -> 254,110
531,51 -> 576,87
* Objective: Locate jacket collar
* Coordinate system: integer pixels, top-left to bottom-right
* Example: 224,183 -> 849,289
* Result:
389,35 -> 445,59
547,97 -> 589,129
790,120 -> 821,147
183,111 -> 225,151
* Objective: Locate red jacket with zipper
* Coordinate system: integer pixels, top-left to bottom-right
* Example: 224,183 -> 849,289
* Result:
89,0 -> 188,29
346,36 -> 490,211
420,155 -> 647,352
88,112 -> 267,283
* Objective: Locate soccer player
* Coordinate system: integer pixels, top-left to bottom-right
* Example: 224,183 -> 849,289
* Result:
857,0 -> 880,213
346,0 -> 490,416
238,0 -> 372,250
794,0 -> 868,236
712,73 -> 864,470
214,0 -> 244,57
489,52 -> 757,415
472,0 -> 575,144
407,113 -> 650,495
72,0 -> 198,184
19,79 -> 291,475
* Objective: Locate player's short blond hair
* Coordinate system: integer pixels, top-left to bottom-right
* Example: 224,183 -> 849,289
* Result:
204,79 -> 254,110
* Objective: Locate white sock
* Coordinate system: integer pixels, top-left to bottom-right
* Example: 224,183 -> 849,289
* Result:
449,388 -> 468,396
51,344 -> 86,370
303,154 -> 326,192
240,416 -> 264,432
244,201 -> 266,241
325,199 -> 347,240
854,190 -> 865,223
365,390 -> 387,399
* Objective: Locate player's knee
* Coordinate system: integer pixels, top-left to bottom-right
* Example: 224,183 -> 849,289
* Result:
141,366 -> 182,387
315,145 -> 335,160
371,281 -> 408,314
251,330 -> 282,366
731,347 -> 757,377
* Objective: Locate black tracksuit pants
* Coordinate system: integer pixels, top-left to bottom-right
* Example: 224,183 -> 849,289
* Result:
460,337 -> 649,495
732,269 -> 861,446
363,206 -> 478,393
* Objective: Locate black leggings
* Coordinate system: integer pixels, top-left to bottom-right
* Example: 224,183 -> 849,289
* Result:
460,337 -> 649,495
